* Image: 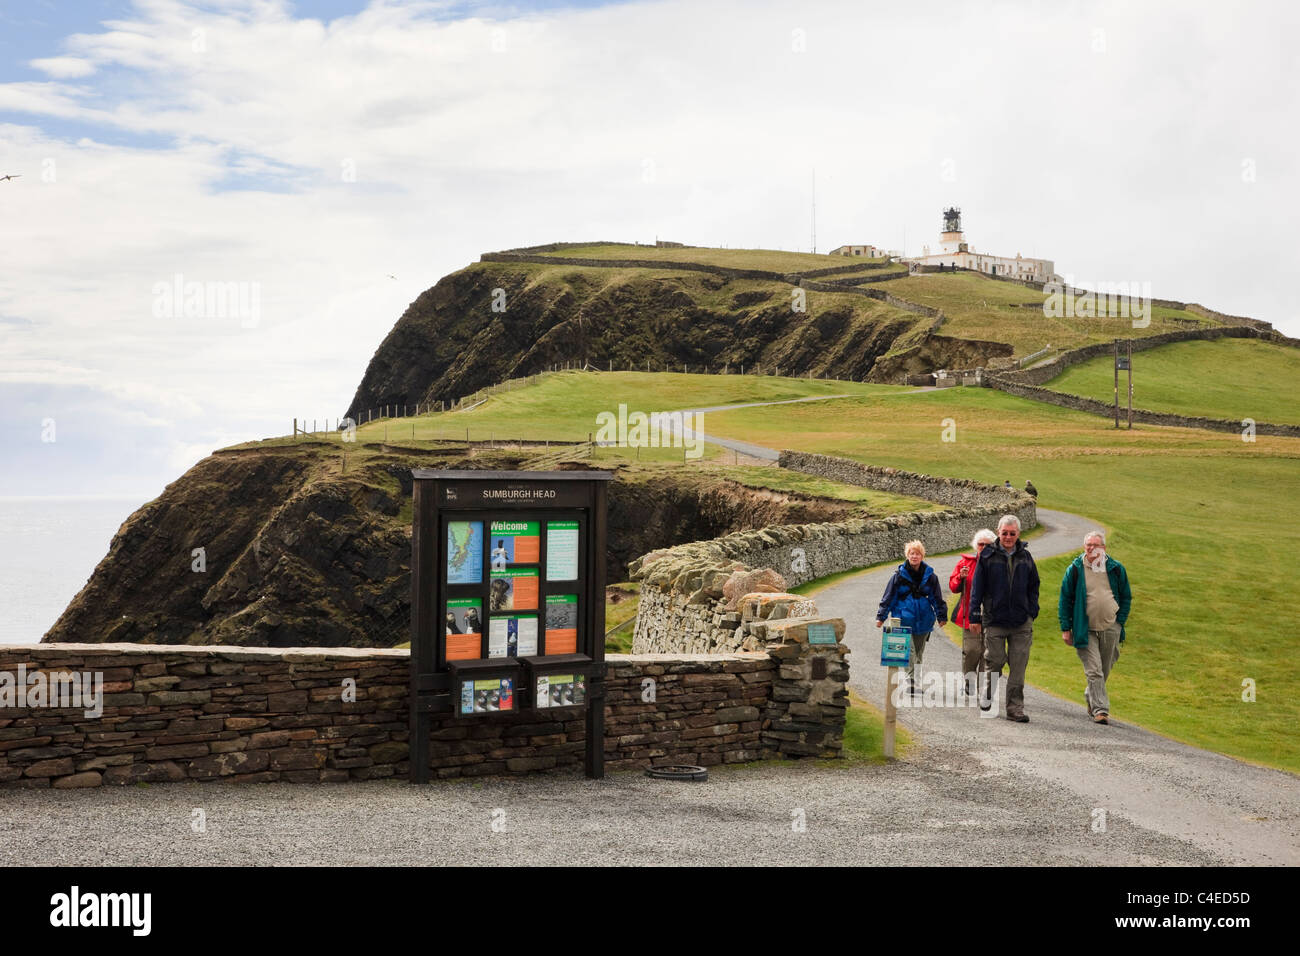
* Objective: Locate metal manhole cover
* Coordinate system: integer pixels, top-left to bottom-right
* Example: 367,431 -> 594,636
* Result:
645,765 -> 708,781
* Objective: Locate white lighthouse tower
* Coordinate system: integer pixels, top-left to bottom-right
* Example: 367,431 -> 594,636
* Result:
938,206 -> 967,255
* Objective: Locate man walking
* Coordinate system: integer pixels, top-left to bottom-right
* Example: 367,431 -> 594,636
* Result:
968,515 -> 1040,722
1059,531 -> 1132,725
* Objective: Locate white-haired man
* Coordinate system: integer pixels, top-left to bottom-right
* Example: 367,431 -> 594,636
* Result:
968,514 -> 1040,721
1059,531 -> 1132,725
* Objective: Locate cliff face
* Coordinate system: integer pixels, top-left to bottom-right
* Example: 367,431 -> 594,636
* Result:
343,262 -> 927,420
44,445 -> 418,648
42,446 -> 863,648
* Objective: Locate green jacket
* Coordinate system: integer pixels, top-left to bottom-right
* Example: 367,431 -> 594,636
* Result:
1058,554 -> 1131,646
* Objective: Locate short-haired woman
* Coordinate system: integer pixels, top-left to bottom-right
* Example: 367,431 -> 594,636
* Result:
875,540 -> 948,695
951,529 -> 996,697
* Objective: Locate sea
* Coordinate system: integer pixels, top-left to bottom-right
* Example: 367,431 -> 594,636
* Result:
0,496 -> 148,644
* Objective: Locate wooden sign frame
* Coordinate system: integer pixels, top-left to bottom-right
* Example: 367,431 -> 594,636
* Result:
408,470 -> 613,782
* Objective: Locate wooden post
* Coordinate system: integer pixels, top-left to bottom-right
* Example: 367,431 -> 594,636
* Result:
883,667 -> 898,759
293,417 -> 297,436
1113,339 -> 1120,428
1126,339 -> 1134,429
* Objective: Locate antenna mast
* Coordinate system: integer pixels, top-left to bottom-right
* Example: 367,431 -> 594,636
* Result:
811,169 -> 816,254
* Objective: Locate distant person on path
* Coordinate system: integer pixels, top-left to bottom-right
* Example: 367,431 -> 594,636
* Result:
875,540 -> 948,697
1059,531 -> 1132,725
1004,480 -> 1012,489
969,515 -> 1040,721
950,529 -> 997,697
1025,479 -> 1038,499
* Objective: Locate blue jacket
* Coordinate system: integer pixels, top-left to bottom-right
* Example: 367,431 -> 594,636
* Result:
876,562 -> 948,635
969,539 -> 1039,628
1058,554 -> 1132,645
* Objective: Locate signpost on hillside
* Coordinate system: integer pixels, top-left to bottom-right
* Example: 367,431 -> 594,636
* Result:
1114,339 -> 1133,429
407,469 -> 614,783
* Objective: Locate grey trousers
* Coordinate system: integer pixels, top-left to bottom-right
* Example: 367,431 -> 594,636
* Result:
905,631 -> 929,688
983,621 -> 1034,716
1077,625 -> 1121,715
961,627 -> 984,692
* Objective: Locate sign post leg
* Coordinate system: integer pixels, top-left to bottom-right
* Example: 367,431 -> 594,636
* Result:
883,666 -> 898,759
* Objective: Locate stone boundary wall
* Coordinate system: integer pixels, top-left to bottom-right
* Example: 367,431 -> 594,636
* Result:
797,260 -> 897,279
778,450 -> 1033,512
797,278 -> 944,320
985,378 -> 1300,437
988,325 -> 1275,388
1183,304 -> 1272,331
0,643 -> 852,787
816,270 -> 911,286
631,451 -> 1035,655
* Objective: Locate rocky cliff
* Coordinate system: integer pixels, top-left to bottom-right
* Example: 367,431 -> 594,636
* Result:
42,445 -> 868,648
344,260 -> 930,420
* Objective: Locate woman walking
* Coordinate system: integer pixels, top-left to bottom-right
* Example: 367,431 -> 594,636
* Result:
951,529 -> 996,697
875,540 -> 948,695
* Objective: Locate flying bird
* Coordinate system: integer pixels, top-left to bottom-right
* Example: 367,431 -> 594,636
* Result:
0,174 -> 20,182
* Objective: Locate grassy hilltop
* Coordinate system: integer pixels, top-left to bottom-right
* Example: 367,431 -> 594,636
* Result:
343,242 -> 1246,422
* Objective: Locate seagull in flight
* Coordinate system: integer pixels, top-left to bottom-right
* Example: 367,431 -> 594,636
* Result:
0,174 -> 20,182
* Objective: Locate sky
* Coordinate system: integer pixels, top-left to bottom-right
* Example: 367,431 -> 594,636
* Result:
1,0 -> 1298,498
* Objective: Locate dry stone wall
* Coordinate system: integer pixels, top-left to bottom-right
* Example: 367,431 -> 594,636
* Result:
631,451 -> 1035,656
0,643 -> 846,786
984,326 -> 1300,436
990,325 -> 1274,388
986,379 -> 1300,437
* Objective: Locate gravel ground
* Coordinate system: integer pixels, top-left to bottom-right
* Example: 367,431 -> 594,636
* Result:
0,753 -> 1222,867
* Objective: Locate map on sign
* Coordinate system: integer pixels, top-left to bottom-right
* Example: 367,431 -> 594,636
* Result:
446,521 -> 483,584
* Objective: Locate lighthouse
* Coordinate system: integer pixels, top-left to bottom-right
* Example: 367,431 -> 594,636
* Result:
904,208 -> 1059,283
938,207 -> 967,255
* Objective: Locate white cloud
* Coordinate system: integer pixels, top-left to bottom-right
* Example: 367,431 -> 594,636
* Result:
1,0 -> 1297,495
28,57 -> 98,79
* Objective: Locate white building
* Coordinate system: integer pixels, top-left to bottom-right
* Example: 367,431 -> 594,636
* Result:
903,208 -> 1058,283
828,244 -> 886,257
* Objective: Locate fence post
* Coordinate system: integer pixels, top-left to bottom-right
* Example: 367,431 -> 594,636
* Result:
293,417 -> 297,436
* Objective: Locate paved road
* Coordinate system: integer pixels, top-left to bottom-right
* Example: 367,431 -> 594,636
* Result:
814,508 -> 1300,866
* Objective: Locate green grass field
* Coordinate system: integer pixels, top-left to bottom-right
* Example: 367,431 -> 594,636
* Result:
1045,337 -> 1300,425
704,386 -> 1300,772
251,366 -> 1298,772
876,273 -> 1213,356
531,243 -> 867,273
349,370 -> 901,453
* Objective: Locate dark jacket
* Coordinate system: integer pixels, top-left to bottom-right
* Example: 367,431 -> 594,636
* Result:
876,561 -> 948,635
1058,554 -> 1132,645
969,539 -> 1039,628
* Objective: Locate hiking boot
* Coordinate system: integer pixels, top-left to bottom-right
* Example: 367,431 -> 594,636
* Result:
1093,712 -> 1109,725
1007,712 -> 1029,723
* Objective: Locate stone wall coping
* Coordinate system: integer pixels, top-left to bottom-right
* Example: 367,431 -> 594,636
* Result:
606,652 -> 771,663
3,645 -> 778,666
1,643 -> 410,661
